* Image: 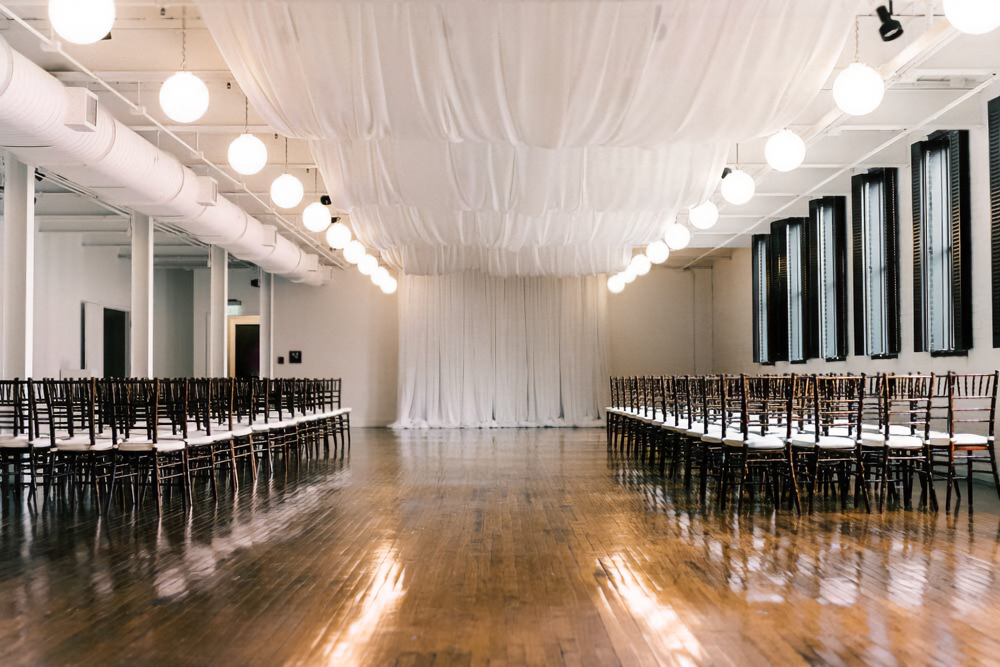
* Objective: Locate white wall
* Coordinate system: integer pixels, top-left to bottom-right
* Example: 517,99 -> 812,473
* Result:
153,268 -> 194,377
272,268 -> 399,427
608,266 -> 703,377
712,102 -> 1000,376
33,232 -> 131,378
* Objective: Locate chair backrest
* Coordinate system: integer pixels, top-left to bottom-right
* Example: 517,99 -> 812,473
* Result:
0,380 -> 27,439
42,378 -> 98,445
881,373 -> 934,438
947,371 -> 998,439
811,375 -> 864,441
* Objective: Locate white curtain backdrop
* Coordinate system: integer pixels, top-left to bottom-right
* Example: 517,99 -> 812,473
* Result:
394,273 -> 608,427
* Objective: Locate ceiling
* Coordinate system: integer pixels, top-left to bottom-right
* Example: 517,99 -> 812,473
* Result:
2,1 -> 999,276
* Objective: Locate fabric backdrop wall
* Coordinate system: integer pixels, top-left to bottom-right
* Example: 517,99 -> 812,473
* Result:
395,273 -> 608,428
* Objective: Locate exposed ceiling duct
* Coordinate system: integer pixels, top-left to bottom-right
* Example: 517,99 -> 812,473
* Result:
0,34 -> 330,286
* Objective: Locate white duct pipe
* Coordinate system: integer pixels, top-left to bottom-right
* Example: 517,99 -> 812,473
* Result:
0,34 -> 323,284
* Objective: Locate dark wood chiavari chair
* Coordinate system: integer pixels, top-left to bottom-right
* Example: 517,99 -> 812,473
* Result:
42,378 -> 114,505
0,379 -> 48,494
874,373 -> 938,512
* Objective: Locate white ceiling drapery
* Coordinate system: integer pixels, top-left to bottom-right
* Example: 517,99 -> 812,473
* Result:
200,0 -> 864,276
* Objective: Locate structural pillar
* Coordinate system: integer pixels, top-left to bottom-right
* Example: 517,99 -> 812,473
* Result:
259,271 -> 274,378
1,156 -> 35,380
208,245 -> 228,378
129,213 -> 154,378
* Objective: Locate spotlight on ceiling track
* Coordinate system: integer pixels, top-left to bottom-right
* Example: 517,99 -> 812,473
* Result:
876,4 -> 904,42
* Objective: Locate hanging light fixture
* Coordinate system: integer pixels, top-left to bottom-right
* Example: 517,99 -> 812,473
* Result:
326,221 -> 352,249
302,202 -> 332,233
629,254 -> 652,276
607,274 -> 626,294
764,129 -> 806,172
621,267 -> 637,284
380,277 -> 398,295
833,19 -> 885,116
48,0 -> 115,45
664,223 -> 691,250
876,4 -> 904,41
721,170 -> 754,205
160,8 -> 209,123
944,0 -> 1000,34
358,254 -> 378,276
343,240 -> 366,264
228,97 -> 267,175
646,240 -> 670,265
270,139 -> 304,209
372,266 -> 390,287
689,201 -> 720,229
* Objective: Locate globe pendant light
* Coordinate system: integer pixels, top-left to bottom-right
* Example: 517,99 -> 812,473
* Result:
326,221 -> 352,249
302,201 -> 332,233
689,201 -> 720,230
764,129 -> 806,172
380,277 -> 399,295
372,266 -> 390,287
721,169 -> 755,205
48,0 -> 115,45
646,240 -> 670,265
607,274 -> 626,294
343,240 -> 366,264
622,266 -> 637,284
944,0 -> 1000,34
228,134 -> 267,176
160,9 -> 209,124
270,174 -> 304,209
629,253 -> 652,276
664,223 -> 691,251
833,63 -> 884,116
358,254 -> 378,276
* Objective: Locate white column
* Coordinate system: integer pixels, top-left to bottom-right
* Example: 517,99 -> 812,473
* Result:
130,212 -> 154,378
1,156 -> 35,380
259,271 -> 274,378
208,245 -> 228,377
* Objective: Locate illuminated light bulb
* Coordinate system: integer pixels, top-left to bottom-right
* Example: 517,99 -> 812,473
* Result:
325,222 -> 352,249
764,129 -> 806,172
343,240 -> 366,264
622,267 -> 637,284
944,0 -> 1000,34
630,253 -> 652,276
227,134 -> 267,176
607,274 -> 626,294
48,0 -> 115,45
302,202 -> 332,233
372,266 -> 390,287
380,277 -> 398,294
664,223 -> 691,250
358,254 -> 378,276
646,240 -> 670,264
689,201 -> 720,229
833,63 -> 885,116
270,173 -> 304,209
721,169 -> 755,205
159,71 -> 210,123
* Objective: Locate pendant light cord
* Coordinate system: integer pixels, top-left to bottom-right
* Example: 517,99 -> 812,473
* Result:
244,96 -> 249,134
854,16 -> 860,62
181,7 -> 187,71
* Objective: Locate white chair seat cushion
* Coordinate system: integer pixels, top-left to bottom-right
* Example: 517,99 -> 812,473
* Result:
885,434 -> 925,449
662,420 -> 690,432
185,431 -> 231,447
251,423 -> 277,432
53,436 -> 111,452
155,441 -> 186,453
231,426 -> 254,438
0,435 -> 30,448
118,438 -> 155,452
860,431 -> 886,445
791,435 -> 856,450
701,432 -> 723,444
724,434 -> 785,450
928,431 -> 990,448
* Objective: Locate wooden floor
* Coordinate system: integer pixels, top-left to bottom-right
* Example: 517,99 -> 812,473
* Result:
2,428 -> 1000,666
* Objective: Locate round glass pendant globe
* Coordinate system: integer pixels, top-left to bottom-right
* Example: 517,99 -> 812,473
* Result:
944,0 -> 1000,34
689,201 -> 720,230
607,274 -> 626,294
832,63 -> 885,116
630,253 -> 652,276
380,277 -> 398,295
159,72 -> 210,123
48,0 -> 115,45
372,266 -> 390,287
343,240 -> 366,264
358,254 -> 378,276
302,202 -> 332,233
325,222 -> 352,249
721,169 -> 755,205
228,134 -> 267,176
764,129 -> 806,172
270,173 -> 304,209
664,223 -> 691,251
622,267 -> 637,284
646,240 -> 670,265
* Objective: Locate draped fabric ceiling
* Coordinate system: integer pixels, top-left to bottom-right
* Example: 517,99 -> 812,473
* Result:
199,0 -> 865,277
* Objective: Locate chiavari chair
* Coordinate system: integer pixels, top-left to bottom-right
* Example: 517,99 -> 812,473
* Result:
185,378 -> 237,496
0,379 -> 48,494
42,378 -> 114,505
874,373 -> 937,512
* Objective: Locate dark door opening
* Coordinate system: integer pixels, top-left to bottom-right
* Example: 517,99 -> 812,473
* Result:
233,323 -> 260,378
103,308 -> 128,378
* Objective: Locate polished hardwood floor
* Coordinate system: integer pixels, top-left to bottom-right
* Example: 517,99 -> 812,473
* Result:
2,428 -> 1000,666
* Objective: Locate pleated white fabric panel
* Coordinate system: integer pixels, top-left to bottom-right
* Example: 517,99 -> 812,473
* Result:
394,273 -> 608,427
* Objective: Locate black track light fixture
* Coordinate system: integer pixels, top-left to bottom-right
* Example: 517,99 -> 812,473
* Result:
320,195 -> 332,206
876,3 -> 903,42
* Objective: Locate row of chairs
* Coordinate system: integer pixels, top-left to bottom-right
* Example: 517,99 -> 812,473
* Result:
0,377 -> 351,512
607,372 -> 1000,514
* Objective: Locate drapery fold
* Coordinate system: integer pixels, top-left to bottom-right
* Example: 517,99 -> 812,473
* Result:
394,272 -> 608,427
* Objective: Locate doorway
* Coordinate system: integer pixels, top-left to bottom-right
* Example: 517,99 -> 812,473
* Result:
103,308 -> 129,378
228,315 -> 260,378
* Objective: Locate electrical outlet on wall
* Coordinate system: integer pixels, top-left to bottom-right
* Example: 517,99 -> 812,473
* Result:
289,351 -> 302,364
